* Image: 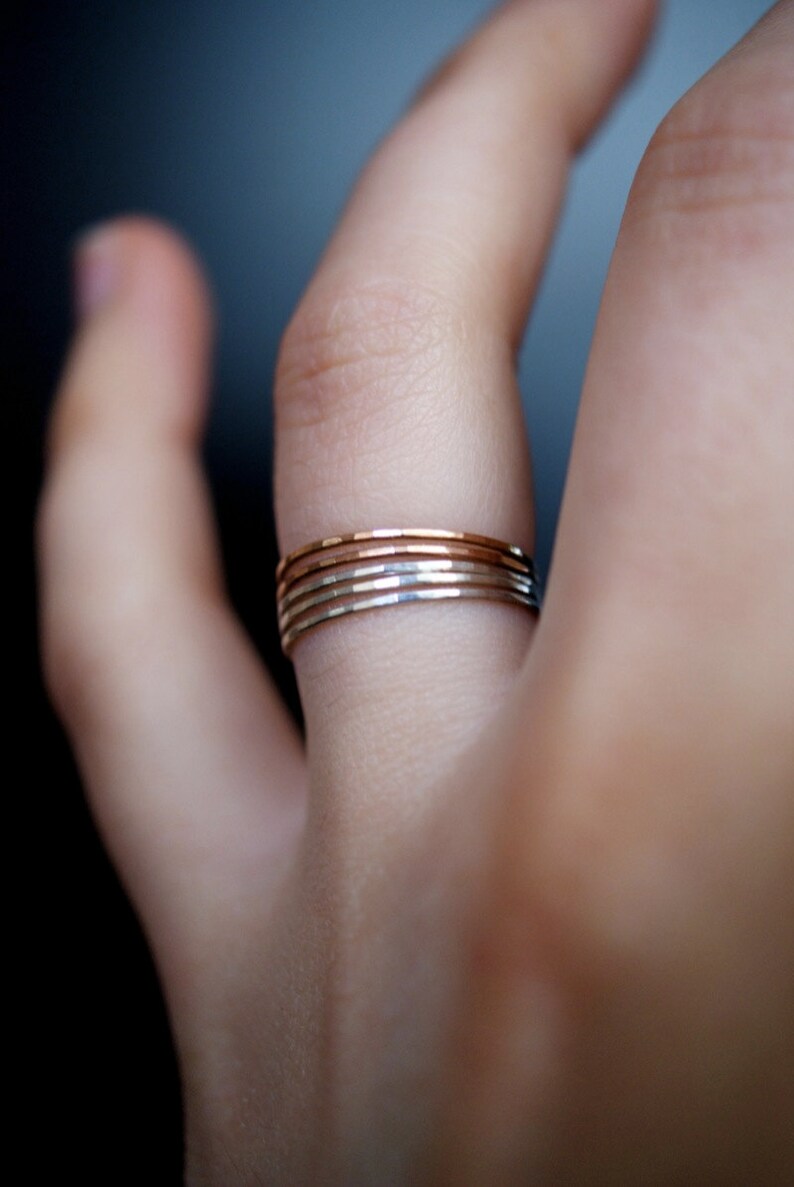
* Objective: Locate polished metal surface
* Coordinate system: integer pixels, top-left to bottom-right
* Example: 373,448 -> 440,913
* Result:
276,528 -> 541,656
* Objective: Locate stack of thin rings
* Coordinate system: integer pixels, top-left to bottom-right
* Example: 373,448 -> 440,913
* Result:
276,528 -> 541,656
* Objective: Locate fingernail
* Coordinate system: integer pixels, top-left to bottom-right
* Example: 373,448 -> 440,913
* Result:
72,223 -> 120,320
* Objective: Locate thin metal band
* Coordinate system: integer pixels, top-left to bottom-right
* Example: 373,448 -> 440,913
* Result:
280,585 -> 537,655
276,528 -> 541,656
277,539 -> 536,594
279,558 -> 536,616
275,527 -> 530,582
279,569 -> 538,633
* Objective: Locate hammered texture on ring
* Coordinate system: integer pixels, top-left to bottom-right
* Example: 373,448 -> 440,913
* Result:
276,528 -> 541,656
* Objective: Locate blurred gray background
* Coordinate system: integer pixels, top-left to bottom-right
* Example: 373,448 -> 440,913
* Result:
8,0 -> 770,1177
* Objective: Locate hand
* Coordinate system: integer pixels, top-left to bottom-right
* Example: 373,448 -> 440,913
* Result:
38,0 -> 794,1181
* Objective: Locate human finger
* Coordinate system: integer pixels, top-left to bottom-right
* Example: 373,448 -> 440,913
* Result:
38,217 -> 307,976
274,0 -> 658,846
535,0 -> 794,809
481,4 -> 794,1177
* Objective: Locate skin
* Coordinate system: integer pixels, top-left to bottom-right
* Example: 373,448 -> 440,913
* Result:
37,0 -> 794,1181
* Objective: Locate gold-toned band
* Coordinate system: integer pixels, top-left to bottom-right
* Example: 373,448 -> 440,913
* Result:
276,528 -> 541,656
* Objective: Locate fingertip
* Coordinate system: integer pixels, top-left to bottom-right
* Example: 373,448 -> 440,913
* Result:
112,214 -> 215,310
564,0 -> 661,146
412,0 -> 661,157
54,214 -> 215,457
71,213 -> 214,338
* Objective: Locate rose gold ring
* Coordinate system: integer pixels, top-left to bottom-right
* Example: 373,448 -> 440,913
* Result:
276,528 -> 541,657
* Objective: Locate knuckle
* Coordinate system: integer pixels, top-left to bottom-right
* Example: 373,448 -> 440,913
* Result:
42,587 -> 170,738
274,278 -> 456,437
629,59 -> 794,245
40,613 -> 114,736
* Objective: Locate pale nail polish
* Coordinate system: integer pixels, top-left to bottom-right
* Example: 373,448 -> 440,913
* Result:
72,224 -> 120,320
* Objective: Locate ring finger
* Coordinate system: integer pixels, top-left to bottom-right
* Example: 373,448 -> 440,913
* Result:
274,0 -> 657,842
